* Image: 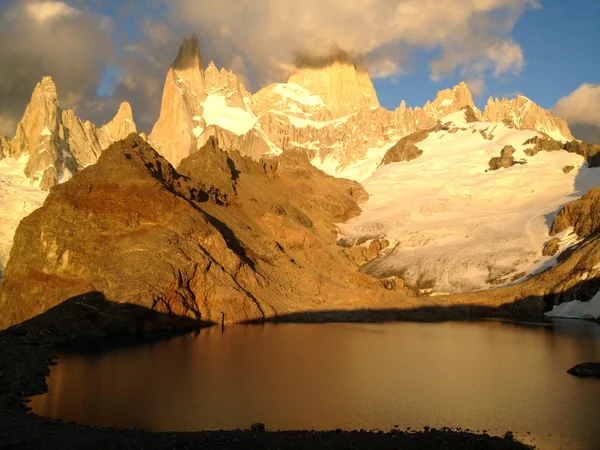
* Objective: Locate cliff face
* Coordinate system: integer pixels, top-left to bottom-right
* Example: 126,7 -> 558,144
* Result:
287,62 -> 380,117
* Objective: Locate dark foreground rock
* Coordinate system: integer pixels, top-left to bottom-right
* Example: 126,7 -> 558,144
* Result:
567,362 -> 600,378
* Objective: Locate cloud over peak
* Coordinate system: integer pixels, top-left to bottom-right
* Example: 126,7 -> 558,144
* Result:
0,0 -> 540,135
552,83 -> 600,144
26,1 -> 78,23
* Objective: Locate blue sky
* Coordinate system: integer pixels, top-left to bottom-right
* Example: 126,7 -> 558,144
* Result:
374,0 -> 600,111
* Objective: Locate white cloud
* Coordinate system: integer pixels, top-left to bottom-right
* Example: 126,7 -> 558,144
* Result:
0,0 -> 114,135
552,83 -> 600,144
486,41 -> 524,77
168,0 -> 538,86
26,1 -> 78,23
553,83 -> 600,126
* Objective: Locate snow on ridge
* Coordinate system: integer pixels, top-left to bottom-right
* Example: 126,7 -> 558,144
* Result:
202,94 -> 257,135
338,118 -> 600,294
274,83 -> 327,107
273,110 -> 352,130
0,157 -> 48,279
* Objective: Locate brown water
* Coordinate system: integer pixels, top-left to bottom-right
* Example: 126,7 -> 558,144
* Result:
29,320 -> 600,449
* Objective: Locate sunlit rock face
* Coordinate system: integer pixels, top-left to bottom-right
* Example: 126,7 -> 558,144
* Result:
0,135 -> 419,331
0,76 -> 137,277
5,76 -> 136,189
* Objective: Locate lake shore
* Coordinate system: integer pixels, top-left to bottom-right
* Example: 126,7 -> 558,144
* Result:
0,321 -> 535,450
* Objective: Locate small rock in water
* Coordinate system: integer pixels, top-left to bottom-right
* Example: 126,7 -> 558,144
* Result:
567,362 -> 600,377
250,422 -> 265,432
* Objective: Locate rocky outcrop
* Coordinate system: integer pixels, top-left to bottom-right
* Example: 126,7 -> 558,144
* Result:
564,140 -> 600,167
0,135 -> 417,330
488,145 -> 522,170
483,95 -> 573,141
550,187 -> 600,238
567,362 -> 600,378
381,129 -> 427,166
344,239 -> 390,266
523,136 -> 563,156
523,135 -> 600,168
0,136 -> 9,160
542,238 -> 561,257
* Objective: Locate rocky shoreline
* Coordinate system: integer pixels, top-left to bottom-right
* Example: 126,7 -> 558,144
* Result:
0,308 -> 536,450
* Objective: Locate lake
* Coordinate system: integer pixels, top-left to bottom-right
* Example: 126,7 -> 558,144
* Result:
29,320 -> 600,449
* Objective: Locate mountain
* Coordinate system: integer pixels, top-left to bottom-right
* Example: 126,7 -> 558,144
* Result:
3,34 -> 598,328
148,35 -> 255,166
148,36 -> 488,179
3,76 -> 137,189
0,135 -> 418,329
0,76 -> 137,277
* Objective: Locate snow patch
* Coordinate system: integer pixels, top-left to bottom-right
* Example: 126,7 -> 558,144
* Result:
192,126 -> 204,138
274,83 -> 327,107
0,156 -> 48,278
202,94 -> 257,135
545,291 -> 600,320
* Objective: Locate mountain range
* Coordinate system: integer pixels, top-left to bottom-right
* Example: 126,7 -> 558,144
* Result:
1,33 -> 599,330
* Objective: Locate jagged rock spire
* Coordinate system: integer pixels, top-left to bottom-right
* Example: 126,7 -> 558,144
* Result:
98,101 -> 137,150
149,34 -> 208,166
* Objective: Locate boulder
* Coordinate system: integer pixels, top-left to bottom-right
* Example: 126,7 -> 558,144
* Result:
488,145 -> 521,171
567,362 -> 600,378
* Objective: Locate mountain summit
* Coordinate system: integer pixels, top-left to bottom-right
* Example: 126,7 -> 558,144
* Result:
288,61 -> 380,117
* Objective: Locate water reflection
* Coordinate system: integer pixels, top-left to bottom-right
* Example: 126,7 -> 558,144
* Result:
30,320 -> 600,449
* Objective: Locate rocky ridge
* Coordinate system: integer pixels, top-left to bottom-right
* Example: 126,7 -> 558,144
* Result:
147,35 -> 574,181
1,77 -> 136,189
483,95 -> 573,142
0,135 -> 419,329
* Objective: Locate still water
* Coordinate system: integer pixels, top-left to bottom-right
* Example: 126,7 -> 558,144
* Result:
30,320 -> 600,449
